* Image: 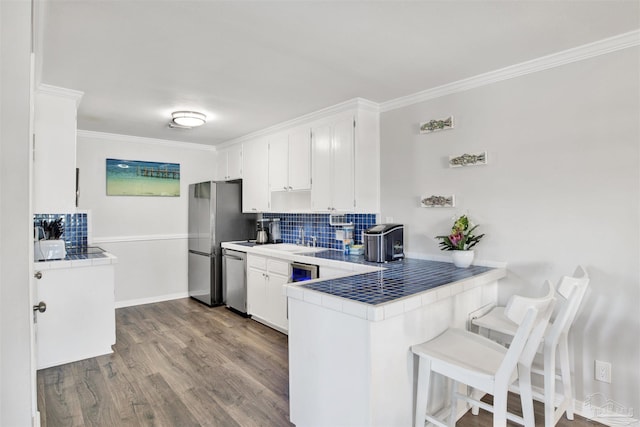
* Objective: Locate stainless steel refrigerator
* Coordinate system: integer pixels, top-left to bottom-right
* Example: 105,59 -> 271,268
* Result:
188,181 -> 255,306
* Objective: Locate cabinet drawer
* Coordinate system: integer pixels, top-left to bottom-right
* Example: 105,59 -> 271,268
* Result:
247,254 -> 267,270
268,258 -> 290,277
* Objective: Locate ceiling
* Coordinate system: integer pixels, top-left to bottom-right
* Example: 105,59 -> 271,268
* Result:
38,1 -> 639,147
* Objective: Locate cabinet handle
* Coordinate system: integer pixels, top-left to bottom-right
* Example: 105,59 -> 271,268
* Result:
34,271 -> 42,280
33,301 -> 47,313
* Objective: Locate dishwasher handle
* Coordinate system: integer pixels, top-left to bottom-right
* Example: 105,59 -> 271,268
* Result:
222,249 -> 245,261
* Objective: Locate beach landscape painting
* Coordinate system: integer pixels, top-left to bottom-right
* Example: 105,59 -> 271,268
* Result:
106,158 -> 180,196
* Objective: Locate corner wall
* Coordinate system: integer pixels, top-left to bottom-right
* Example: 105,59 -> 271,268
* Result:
1,0 -> 35,424
76,132 -> 216,306
379,47 -> 639,417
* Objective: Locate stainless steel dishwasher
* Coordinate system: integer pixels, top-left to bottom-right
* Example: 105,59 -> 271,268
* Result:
222,248 -> 248,315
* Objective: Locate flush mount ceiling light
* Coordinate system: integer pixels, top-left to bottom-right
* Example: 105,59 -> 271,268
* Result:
170,111 -> 207,129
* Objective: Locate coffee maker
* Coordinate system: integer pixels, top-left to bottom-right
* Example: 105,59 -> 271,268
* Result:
268,218 -> 282,243
256,218 -> 270,244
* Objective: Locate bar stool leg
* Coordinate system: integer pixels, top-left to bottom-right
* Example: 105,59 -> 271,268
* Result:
448,379 -> 458,427
493,386 -> 508,427
558,336 -> 574,420
415,357 -> 432,427
519,363 -> 535,427
544,343 -> 557,427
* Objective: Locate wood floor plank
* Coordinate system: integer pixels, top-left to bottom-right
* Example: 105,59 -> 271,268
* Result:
180,386 -> 242,427
97,356 -> 158,426
70,357 -> 122,427
138,373 -> 201,427
39,364 -> 85,427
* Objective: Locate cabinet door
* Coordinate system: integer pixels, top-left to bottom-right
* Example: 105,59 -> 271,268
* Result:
227,144 -> 243,180
267,272 -> 290,332
310,124 -> 333,212
288,128 -> 311,191
242,140 -> 270,212
36,265 -> 115,369
247,267 -> 267,318
33,91 -> 79,212
268,135 -> 289,192
215,151 -> 228,180
331,116 -> 355,211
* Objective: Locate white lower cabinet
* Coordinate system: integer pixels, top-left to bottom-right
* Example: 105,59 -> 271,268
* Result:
35,264 -> 116,369
246,254 -> 290,333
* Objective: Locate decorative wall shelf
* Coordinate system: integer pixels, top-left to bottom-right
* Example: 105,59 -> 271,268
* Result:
449,151 -> 487,168
420,116 -> 454,134
420,195 -> 455,208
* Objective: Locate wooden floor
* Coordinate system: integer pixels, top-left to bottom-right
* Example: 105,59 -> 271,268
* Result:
37,298 -> 602,427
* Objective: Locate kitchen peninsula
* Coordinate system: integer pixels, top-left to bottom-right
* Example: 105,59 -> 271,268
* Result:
222,241 -> 506,426
284,256 -> 506,427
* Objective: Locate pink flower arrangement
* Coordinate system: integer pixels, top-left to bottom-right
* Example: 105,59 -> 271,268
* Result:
435,215 -> 484,251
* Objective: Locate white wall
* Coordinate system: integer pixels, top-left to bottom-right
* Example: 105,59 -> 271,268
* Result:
76,132 -> 216,306
379,47 -> 639,416
0,0 -> 36,424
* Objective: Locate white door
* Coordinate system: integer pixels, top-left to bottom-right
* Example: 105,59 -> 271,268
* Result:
227,144 -> 243,180
288,128 -> 311,191
242,139 -> 270,212
267,272 -> 290,332
215,150 -> 228,180
310,124 -> 333,211
331,116 -> 355,211
268,134 -> 289,191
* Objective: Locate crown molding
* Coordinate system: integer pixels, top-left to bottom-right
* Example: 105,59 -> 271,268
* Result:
76,129 -> 216,151
219,97 -> 379,148
37,83 -> 84,108
380,29 -> 640,112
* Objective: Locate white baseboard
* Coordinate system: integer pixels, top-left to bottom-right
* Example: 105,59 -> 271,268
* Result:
115,292 -> 190,308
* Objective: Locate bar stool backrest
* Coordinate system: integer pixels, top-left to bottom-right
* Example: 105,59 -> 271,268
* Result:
498,283 -> 556,383
550,266 -> 590,345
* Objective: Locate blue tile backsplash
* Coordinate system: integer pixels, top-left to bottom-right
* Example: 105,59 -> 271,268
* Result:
33,213 -> 88,252
262,213 -> 377,249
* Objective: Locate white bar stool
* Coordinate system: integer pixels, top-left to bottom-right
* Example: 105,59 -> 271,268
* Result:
411,283 -> 556,427
471,266 -> 589,427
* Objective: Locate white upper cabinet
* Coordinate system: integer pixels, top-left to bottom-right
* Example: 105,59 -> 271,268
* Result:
215,144 -> 243,181
288,128 -> 312,191
242,139 -> 270,213
33,85 -> 84,213
310,108 -> 378,213
268,128 -> 311,192
268,134 -> 289,191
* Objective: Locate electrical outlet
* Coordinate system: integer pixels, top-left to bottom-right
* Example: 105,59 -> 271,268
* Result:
595,360 -> 612,383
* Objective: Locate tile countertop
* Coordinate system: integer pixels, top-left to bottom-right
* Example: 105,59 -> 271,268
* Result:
221,241 -> 507,322
34,247 -> 118,270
